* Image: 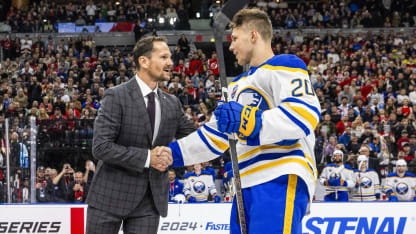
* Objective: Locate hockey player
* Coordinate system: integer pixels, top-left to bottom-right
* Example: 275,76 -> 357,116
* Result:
319,150 -> 355,201
384,159 -> 416,201
351,155 -> 381,201
168,8 -> 321,234
183,163 -> 221,203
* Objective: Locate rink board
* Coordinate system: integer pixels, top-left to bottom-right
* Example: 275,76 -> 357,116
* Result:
0,202 -> 415,233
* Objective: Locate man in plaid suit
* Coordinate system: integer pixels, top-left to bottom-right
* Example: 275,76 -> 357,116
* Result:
86,36 -> 195,234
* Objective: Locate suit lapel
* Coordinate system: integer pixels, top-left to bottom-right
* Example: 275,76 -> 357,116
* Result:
154,88 -> 168,145
127,78 -> 153,143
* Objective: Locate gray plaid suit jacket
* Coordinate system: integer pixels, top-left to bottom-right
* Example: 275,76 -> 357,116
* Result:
87,78 -> 195,217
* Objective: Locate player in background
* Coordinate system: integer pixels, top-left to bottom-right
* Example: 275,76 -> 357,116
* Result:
384,159 -> 416,201
183,163 -> 221,203
351,155 -> 381,201
168,8 -> 321,234
319,150 -> 355,201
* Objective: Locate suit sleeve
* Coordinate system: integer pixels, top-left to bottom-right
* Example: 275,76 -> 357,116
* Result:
92,88 -> 149,172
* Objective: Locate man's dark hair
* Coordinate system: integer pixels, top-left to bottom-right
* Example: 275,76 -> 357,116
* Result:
133,36 -> 167,70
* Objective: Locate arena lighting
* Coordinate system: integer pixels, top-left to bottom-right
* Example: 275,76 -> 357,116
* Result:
115,1 -> 120,5
209,12 -> 214,17
210,37 -> 215,42
169,17 -> 175,25
275,0 -> 280,3
196,12 -> 201,18
216,0 -> 221,4
148,18 -> 153,22
159,17 -> 165,24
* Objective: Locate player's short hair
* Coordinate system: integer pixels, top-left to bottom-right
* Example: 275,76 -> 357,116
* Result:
133,36 -> 167,70
230,8 -> 273,41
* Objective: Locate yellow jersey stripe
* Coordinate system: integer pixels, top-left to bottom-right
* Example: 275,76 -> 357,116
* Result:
238,144 -> 301,161
284,103 -> 318,130
240,158 -> 314,178
205,132 -> 229,151
304,152 -> 317,178
260,65 -> 309,75
283,174 -> 297,234
229,76 -> 247,86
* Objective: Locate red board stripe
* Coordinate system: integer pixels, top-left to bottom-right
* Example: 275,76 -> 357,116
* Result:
71,207 -> 85,234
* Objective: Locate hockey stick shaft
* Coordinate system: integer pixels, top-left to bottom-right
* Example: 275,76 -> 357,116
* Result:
213,1 -> 248,233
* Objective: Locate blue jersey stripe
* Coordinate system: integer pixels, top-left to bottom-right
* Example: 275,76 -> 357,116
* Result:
203,124 -> 228,141
238,150 -> 305,170
281,97 -> 321,119
197,129 -> 222,155
278,106 -> 310,136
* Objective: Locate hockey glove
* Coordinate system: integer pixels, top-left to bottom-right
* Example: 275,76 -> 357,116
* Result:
188,196 -> 197,203
413,196 -> 416,202
327,178 -> 348,187
214,101 -> 263,138
389,195 -> 398,202
213,195 -> 221,203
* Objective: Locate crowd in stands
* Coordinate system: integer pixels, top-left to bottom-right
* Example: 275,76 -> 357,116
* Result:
253,0 -> 416,28
0,1 -> 415,202
1,0 -> 415,33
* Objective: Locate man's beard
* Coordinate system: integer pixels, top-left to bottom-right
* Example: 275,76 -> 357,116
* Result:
334,159 -> 342,164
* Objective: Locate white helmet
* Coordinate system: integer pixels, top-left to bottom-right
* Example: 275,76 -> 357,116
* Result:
332,150 -> 344,162
173,194 -> 186,203
357,155 -> 368,170
396,159 -> 407,167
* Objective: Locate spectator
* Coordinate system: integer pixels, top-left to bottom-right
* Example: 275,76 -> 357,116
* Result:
52,163 -> 74,202
168,169 -> 184,202
68,171 -> 88,203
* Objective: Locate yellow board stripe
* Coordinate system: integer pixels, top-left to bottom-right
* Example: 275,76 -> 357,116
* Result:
205,132 -> 229,151
240,158 -> 314,178
283,174 -> 297,234
284,103 -> 318,129
260,65 -> 309,75
238,144 -> 301,161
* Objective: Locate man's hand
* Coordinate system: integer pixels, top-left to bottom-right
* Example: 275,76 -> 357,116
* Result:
150,146 -> 172,172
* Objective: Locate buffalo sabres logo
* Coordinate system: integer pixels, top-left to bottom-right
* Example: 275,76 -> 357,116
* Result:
193,181 -> 206,194
329,172 -> 341,180
359,176 -> 372,188
395,182 -> 409,195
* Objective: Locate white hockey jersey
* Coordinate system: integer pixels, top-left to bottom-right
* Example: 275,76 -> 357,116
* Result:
170,54 -> 321,201
319,163 -> 355,196
351,169 -> 381,201
183,171 -> 218,202
384,172 -> 416,201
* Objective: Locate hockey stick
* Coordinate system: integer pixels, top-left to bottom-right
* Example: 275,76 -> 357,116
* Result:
213,1 -> 248,233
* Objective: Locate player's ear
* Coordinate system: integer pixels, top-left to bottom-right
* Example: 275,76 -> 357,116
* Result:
250,30 -> 257,43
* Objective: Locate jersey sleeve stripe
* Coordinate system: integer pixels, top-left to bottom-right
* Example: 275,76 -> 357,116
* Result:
281,97 -> 321,118
278,106 -> 310,136
203,124 -> 228,141
197,129 -> 223,155
283,103 -> 318,130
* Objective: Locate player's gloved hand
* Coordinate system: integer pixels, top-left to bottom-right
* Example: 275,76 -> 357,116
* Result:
188,196 -> 197,203
213,195 -> 221,203
327,178 -> 347,187
389,195 -> 398,202
413,196 -> 416,202
214,101 -> 263,138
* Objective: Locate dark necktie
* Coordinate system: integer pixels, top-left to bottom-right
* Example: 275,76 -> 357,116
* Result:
147,92 -> 155,135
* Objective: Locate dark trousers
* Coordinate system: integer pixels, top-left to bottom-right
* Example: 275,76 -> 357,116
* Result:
86,186 -> 160,234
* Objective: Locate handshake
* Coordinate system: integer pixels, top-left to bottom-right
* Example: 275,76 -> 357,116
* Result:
150,146 -> 173,172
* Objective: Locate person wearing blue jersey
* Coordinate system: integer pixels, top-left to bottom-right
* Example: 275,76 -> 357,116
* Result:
167,8 -> 321,234
319,150 -> 355,201
168,169 -> 184,202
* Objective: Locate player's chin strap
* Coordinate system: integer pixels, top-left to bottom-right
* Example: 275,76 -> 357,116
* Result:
213,1 -> 248,233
